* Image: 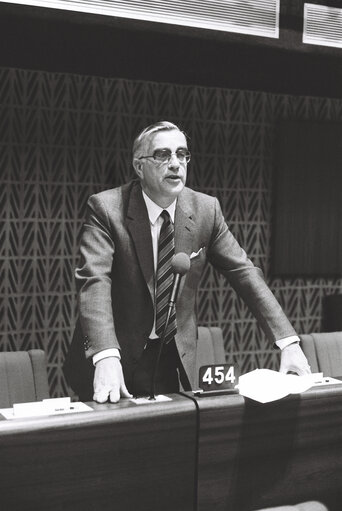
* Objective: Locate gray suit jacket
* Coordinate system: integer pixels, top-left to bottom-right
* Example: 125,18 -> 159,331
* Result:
65,179 -> 296,397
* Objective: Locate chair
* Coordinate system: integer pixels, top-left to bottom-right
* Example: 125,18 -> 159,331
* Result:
254,502 -> 328,511
300,332 -> 342,377
0,350 -> 50,408
195,326 -> 226,387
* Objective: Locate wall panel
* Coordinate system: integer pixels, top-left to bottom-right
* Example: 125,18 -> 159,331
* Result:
1,67 -> 342,396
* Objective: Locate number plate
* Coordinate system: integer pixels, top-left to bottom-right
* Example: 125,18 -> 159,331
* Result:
199,364 -> 239,393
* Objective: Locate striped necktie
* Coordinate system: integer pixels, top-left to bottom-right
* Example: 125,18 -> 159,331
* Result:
155,210 -> 177,343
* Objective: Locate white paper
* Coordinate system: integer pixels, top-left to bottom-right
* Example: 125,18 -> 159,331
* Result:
237,369 -> 339,403
313,376 -> 342,385
130,395 -> 172,405
0,398 -> 94,419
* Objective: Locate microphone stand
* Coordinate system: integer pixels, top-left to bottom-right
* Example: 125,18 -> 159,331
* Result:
149,299 -> 176,401
148,253 -> 190,400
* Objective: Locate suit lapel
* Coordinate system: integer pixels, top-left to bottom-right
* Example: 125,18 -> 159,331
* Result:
126,182 -> 155,302
174,189 -> 195,298
174,188 -> 195,256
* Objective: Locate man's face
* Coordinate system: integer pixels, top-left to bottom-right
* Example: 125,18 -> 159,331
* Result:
134,129 -> 188,207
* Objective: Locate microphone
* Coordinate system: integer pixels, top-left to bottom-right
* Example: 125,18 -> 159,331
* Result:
149,252 -> 190,400
168,253 -> 191,307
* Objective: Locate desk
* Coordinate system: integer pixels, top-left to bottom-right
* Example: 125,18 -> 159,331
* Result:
193,384 -> 342,511
0,395 -> 197,511
1,385 -> 342,511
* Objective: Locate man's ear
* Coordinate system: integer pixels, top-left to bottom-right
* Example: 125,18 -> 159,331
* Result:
133,158 -> 143,179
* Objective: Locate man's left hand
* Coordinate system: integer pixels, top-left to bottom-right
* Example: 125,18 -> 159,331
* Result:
279,343 -> 311,375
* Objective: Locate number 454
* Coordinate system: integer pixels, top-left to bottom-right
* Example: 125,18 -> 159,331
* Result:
202,365 -> 236,386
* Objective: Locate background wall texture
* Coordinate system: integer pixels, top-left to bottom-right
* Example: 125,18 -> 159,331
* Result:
1,67 -> 342,397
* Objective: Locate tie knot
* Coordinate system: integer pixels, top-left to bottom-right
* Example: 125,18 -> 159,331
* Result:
161,210 -> 170,222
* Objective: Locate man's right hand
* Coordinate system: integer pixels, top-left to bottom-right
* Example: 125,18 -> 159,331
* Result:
93,357 -> 132,403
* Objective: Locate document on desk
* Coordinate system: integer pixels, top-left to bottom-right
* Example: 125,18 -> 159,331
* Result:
130,395 -> 173,405
0,397 -> 94,419
237,369 -> 342,403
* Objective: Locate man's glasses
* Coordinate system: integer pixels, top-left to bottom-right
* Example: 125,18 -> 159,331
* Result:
138,148 -> 191,164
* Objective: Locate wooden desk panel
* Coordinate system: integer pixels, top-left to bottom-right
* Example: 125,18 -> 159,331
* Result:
2,385 -> 342,511
194,385 -> 342,511
189,392 -> 245,511
0,395 -> 197,511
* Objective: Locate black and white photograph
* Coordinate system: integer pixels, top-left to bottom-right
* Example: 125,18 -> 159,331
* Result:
1,1 -> 342,510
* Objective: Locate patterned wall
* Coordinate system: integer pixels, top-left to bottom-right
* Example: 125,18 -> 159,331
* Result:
1,67 -> 342,397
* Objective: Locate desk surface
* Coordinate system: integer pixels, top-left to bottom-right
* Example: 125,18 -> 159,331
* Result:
1,385 -> 342,511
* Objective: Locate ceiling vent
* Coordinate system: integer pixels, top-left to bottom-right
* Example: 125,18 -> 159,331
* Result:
3,0 -> 280,38
303,3 -> 342,49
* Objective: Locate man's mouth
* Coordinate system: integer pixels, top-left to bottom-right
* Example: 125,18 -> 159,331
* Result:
165,175 -> 181,181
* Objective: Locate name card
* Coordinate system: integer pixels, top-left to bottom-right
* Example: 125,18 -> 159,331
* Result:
0,398 -> 94,420
198,364 -> 239,393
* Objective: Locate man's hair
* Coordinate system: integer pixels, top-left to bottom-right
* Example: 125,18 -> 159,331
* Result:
132,121 -> 185,160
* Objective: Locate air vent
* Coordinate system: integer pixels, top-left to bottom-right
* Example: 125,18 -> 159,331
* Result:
4,0 -> 280,38
303,3 -> 342,49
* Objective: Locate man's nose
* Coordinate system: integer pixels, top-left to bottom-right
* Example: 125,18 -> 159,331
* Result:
168,153 -> 180,169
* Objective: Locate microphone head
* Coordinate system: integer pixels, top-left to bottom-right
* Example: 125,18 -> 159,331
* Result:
171,252 -> 191,276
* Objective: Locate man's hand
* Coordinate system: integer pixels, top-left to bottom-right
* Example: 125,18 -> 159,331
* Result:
93,357 -> 132,403
279,343 -> 311,376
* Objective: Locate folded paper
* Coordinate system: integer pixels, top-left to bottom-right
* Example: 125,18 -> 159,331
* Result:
237,369 -> 341,403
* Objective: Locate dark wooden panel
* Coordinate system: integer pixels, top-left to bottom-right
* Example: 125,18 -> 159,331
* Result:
2,387 -> 342,511
273,120 -> 342,277
0,395 -> 197,511
194,393 -> 245,511
194,385 -> 342,511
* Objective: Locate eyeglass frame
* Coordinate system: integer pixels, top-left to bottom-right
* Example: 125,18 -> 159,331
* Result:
138,148 -> 191,164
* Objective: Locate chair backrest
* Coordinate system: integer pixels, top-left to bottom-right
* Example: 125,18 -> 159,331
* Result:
0,350 -> 50,408
300,332 -> 342,377
195,326 -> 226,387
299,335 -> 320,373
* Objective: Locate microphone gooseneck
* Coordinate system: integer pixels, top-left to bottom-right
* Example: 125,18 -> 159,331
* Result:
149,252 -> 190,400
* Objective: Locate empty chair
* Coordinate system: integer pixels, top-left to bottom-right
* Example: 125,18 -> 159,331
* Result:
300,332 -> 342,377
195,326 -> 226,387
0,350 -> 50,407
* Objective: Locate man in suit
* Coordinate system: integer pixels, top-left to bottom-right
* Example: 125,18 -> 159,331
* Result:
64,121 -> 310,403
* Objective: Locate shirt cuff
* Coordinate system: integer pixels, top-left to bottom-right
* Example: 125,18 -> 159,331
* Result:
275,335 -> 300,350
93,348 -> 121,366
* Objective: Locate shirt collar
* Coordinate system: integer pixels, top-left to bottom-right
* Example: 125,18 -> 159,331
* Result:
142,191 -> 177,225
